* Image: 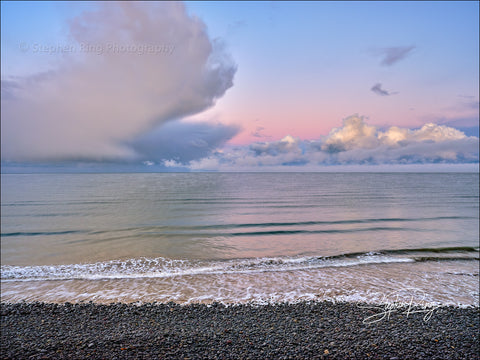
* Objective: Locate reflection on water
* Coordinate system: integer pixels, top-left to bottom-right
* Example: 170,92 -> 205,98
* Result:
1,172 -> 478,304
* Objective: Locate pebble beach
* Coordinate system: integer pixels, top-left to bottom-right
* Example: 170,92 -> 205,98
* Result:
1,301 -> 478,359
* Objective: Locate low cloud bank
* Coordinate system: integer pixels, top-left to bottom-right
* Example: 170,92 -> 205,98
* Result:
186,115 -> 479,171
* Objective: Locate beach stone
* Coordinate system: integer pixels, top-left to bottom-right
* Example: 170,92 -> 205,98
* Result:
1,301 -> 479,359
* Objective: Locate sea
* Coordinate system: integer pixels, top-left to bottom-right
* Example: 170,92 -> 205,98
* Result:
1,172 -> 478,306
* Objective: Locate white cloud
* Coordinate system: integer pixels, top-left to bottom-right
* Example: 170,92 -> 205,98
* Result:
322,115 -> 379,152
378,126 -> 409,146
409,123 -> 466,142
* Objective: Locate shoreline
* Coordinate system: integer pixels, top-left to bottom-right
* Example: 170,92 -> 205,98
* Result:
2,301 -> 478,359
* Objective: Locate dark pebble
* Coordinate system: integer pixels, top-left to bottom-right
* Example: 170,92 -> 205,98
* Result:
1,301 -> 478,359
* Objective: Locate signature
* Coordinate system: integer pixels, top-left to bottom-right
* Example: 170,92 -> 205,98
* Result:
358,287 -> 441,324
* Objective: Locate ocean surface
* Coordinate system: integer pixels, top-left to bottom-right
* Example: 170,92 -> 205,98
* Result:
1,172 -> 478,306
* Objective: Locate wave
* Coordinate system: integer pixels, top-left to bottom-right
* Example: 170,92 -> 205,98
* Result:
323,246 -> 479,259
1,216 -> 474,238
166,216 -> 473,230
2,247 -> 478,282
1,230 -> 86,237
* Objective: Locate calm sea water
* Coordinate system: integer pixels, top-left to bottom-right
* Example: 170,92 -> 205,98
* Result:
1,173 -> 478,305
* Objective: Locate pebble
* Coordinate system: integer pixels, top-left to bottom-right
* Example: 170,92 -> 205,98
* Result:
1,301 -> 478,359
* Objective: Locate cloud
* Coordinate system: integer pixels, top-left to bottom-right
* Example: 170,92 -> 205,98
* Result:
1,79 -> 22,100
251,126 -> 265,138
371,83 -> 397,96
188,115 -> 479,170
322,115 -> 378,152
1,2 -> 236,161
129,121 -> 240,164
440,118 -> 479,138
425,97 -> 480,137
372,46 -> 415,66
249,118 -> 272,139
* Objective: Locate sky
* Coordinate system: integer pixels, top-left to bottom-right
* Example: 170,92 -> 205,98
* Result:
1,1 -> 479,172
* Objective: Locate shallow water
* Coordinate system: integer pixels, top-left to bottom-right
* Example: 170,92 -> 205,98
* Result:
1,172 -> 478,305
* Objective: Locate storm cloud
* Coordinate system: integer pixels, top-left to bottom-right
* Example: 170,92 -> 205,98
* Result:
1,2 -> 236,162
129,121 -> 240,165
